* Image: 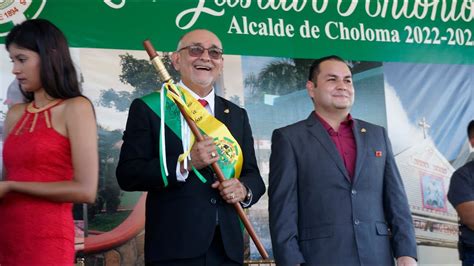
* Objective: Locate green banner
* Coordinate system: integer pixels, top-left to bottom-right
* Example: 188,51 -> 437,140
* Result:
1,0 -> 473,64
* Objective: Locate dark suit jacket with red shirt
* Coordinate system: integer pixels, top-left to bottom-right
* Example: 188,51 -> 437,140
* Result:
269,112 -> 417,266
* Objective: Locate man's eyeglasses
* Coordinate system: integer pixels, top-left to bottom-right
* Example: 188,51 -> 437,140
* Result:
178,45 -> 223,60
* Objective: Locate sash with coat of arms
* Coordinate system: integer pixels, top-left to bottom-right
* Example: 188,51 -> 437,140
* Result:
141,81 -> 243,187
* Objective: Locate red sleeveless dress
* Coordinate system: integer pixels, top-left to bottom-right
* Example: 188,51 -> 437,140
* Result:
0,101 -> 75,265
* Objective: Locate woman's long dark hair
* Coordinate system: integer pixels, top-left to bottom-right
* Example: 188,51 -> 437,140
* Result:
5,19 -> 82,102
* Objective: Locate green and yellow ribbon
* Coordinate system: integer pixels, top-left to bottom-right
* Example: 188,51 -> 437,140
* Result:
141,81 -> 243,187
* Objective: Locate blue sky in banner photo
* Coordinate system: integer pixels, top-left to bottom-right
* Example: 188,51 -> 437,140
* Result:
384,63 -> 474,162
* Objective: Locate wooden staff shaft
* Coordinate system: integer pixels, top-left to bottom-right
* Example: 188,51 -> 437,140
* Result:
143,40 -> 269,260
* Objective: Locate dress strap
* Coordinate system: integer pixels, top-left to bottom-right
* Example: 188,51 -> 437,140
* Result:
13,99 -> 65,134
27,99 -> 64,114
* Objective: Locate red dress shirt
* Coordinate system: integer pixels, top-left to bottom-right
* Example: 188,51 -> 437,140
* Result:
316,113 -> 357,180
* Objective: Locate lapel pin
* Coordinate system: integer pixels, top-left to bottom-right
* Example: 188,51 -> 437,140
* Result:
361,128 -> 366,133
375,151 -> 382,157
224,109 -> 230,113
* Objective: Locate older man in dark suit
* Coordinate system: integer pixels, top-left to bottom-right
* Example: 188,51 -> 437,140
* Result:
117,29 -> 265,265
268,55 -> 417,266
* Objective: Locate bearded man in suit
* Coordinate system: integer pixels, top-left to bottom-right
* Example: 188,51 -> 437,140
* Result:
268,55 -> 417,266
117,29 -> 265,265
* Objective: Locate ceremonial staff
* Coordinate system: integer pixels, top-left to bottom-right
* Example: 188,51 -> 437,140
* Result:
143,39 -> 269,260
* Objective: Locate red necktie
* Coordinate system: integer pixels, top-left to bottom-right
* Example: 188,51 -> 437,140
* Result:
198,99 -> 208,107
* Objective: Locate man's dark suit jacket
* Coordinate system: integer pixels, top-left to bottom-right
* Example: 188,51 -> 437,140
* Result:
269,112 -> 417,266
116,96 -> 265,263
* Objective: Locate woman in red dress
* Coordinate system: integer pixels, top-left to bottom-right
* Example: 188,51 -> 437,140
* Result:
0,19 -> 98,265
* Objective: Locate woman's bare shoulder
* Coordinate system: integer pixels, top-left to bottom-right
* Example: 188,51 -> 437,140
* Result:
62,96 -> 94,114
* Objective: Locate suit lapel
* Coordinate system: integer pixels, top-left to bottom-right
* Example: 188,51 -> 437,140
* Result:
306,113 -> 350,181
352,119 -> 367,186
214,96 -> 230,126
